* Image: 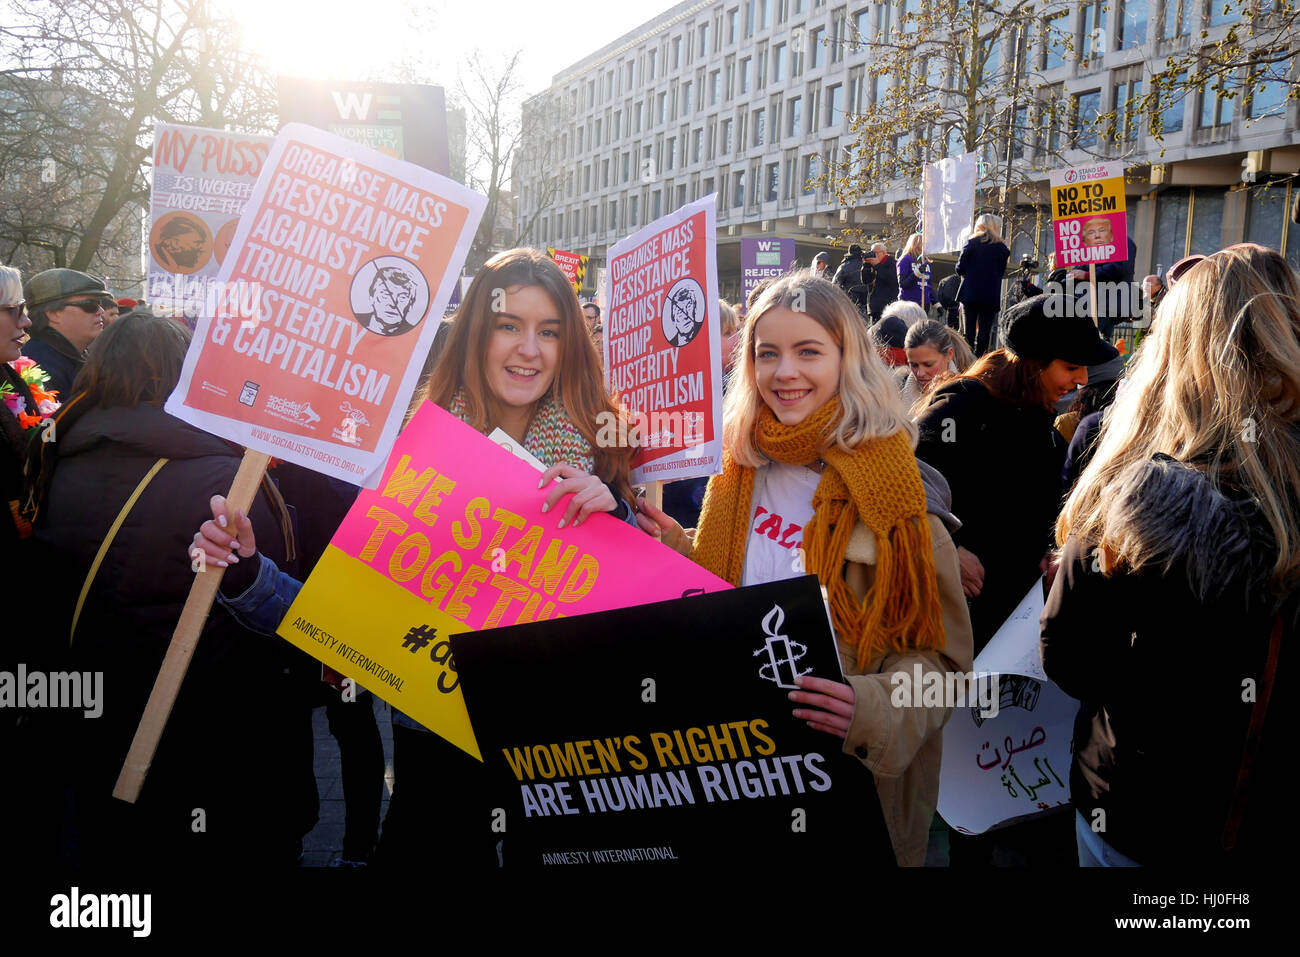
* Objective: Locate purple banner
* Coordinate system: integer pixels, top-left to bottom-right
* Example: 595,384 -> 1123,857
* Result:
741,238 -> 796,303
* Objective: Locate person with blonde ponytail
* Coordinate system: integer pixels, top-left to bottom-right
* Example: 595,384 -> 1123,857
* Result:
1043,243 -> 1300,865
638,273 -> 974,866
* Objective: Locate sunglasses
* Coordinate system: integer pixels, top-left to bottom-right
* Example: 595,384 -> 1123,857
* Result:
64,299 -> 106,314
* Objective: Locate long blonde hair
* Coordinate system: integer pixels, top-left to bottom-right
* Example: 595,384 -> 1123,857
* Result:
971,213 -> 1003,244
1058,243 -> 1300,591
900,232 -> 923,259
725,273 -> 915,466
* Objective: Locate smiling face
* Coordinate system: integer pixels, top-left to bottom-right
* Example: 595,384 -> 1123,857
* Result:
906,343 -> 953,390
1040,358 -> 1089,402
752,307 -> 842,425
484,283 -> 562,416
1,301 -> 31,363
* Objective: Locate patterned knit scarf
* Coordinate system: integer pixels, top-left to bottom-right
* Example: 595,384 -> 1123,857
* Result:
447,388 -> 595,473
692,397 -> 944,669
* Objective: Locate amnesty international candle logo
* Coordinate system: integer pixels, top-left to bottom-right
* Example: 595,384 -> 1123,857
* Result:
753,605 -> 810,690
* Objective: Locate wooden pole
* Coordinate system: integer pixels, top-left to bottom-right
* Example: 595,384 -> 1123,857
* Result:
1088,262 -> 1099,330
644,480 -> 663,512
113,449 -> 271,804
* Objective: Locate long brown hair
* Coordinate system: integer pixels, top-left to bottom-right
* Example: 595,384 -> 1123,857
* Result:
1059,243 -> 1300,591
421,248 -> 635,502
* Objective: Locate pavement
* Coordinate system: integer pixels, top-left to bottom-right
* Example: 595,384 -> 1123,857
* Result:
301,693 -> 394,867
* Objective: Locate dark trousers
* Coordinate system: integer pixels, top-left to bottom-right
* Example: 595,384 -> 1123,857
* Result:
325,690 -> 384,861
962,302 -> 1000,357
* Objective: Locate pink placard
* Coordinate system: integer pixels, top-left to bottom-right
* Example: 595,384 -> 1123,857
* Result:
330,400 -> 731,630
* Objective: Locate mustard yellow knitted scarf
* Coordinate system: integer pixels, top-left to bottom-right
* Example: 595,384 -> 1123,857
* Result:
692,397 -> 944,669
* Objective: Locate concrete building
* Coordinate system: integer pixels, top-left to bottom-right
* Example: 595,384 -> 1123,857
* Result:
515,0 -> 1299,301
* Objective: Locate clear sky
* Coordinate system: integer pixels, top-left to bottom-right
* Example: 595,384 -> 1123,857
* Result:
224,0 -> 666,100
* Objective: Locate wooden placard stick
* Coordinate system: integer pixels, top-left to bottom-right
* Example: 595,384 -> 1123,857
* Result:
113,449 -> 271,804
1088,263 -> 1099,329
644,480 -> 663,512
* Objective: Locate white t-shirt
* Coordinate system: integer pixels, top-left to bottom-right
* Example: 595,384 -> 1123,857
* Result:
740,463 -> 820,587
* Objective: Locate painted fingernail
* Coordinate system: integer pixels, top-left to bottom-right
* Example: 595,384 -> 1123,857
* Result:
537,478 -> 545,489
557,518 -> 566,529
227,553 -> 239,563
540,502 -> 549,513
217,514 -> 227,528
217,560 -> 229,568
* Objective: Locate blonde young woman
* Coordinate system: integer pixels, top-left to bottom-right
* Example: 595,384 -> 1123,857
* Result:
895,319 -> 976,415
1042,244 -> 1300,866
639,273 -> 974,866
896,232 -> 934,310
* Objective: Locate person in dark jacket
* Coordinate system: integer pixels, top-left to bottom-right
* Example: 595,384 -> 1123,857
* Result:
20,268 -> 108,398
1043,243 -> 1298,866
954,214 -> 1011,357
866,242 -> 899,321
27,314 -> 316,871
936,272 -> 962,329
832,244 -> 871,319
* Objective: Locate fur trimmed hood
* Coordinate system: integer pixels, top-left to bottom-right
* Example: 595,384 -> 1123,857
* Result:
1099,453 -> 1278,601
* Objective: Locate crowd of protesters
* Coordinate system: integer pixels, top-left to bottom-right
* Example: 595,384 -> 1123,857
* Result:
3,220 -> 1296,875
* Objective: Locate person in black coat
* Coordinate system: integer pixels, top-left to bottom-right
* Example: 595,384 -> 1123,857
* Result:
954,214 -> 1011,357
866,242 -> 899,322
914,293 -> 1117,653
832,244 -> 871,319
26,314 -> 316,871
1065,235 -> 1138,339
20,268 -> 109,398
1043,244 -> 1298,865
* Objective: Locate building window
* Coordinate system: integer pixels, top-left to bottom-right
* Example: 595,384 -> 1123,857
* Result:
1112,76 -> 1143,142
853,8 -> 869,48
1246,56 -> 1293,119
1074,89 -> 1102,147
831,8 -> 847,63
810,27 -> 825,69
710,70 -> 721,105
792,27 -> 805,76
1079,1 -> 1104,63
1161,0 -> 1192,39
722,118 -> 734,153
847,65 -> 865,113
672,36 -> 682,70
1042,12 -> 1068,70
982,35 -> 1000,85
733,168 -> 746,207
759,0 -> 770,30
757,45 -> 768,89
1198,82 -> 1234,128
875,1 -> 892,42
1040,84 -> 1065,153
1118,0 -> 1148,49
765,161 -> 780,201
602,159 -> 610,187
1011,104 -> 1030,158
682,81 -> 693,116
1204,0 -> 1240,27
753,108 -> 766,146
787,96 -> 803,136
773,44 -> 786,82
648,50 -> 657,81
745,0 -> 756,37
728,7 -> 739,44
726,56 -> 736,99
741,57 -> 752,94
699,22 -> 710,57
802,154 -> 819,194
658,92 -> 667,124
667,137 -> 677,170
1158,71 -> 1187,134
1153,188 -> 1190,265
825,84 -> 843,126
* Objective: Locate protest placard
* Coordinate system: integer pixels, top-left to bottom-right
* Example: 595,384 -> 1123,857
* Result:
605,195 -> 722,484
164,122 -> 486,485
922,152 -> 977,256
147,122 -> 272,320
546,247 -> 588,294
937,579 -> 1076,834
1049,162 -> 1128,269
450,574 -> 896,867
277,78 -> 451,174
741,237 -> 795,302
277,400 -> 731,760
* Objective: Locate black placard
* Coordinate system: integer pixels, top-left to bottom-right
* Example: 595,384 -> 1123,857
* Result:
451,574 -> 895,868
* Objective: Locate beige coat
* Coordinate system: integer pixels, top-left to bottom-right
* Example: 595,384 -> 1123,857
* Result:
839,515 -> 974,866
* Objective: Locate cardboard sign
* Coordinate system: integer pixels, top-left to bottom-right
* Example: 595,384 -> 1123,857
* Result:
922,152 -> 977,256
165,123 -> 486,484
937,580 -> 1075,834
276,78 -> 451,175
277,401 -> 731,759
451,575 -> 896,867
547,247 -> 588,294
741,237 -> 795,302
605,196 -> 723,484
1049,163 -> 1128,268
146,122 -> 272,321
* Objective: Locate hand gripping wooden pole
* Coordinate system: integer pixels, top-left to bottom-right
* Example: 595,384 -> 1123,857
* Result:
113,449 -> 271,804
